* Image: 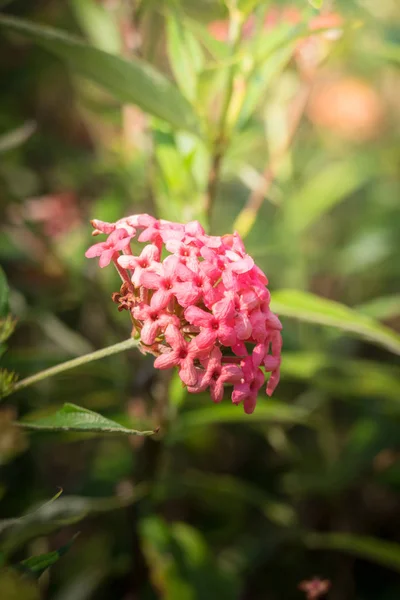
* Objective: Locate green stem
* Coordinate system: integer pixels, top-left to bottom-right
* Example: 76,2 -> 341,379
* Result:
12,337 -> 140,394
205,8 -> 243,227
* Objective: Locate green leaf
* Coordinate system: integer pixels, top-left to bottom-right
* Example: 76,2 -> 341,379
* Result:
140,517 -> 240,600
271,289 -> 400,356
308,0 -> 323,8
0,491 -> 144,557
0,121 -> 36,154
168,401 -> 309,442
0,266 -> 9,317
356,294 -> 400,321
0,14 -> 201,135
281,353 -> 400,405
305,532 -> 400,573
285,158 -> 374,234
184,18 -> 230,61
18,403 -> 156,436
166,12 -> 204,102
69,0 -> 121,54
17,534 -> 78,578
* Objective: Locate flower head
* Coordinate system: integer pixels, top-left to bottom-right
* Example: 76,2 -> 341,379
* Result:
85,214 -> 282,413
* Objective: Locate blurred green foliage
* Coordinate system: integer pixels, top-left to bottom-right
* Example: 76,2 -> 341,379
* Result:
0,0 -> 399,598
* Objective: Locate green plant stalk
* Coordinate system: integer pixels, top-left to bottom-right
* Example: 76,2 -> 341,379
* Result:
11,337 -> 140,395
205,8 -> 244,227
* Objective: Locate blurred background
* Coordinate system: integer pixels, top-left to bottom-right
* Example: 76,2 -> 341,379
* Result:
0,0 -> 400,598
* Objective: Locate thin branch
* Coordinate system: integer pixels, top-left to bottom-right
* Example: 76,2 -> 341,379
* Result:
234,82 -> 312,236
204,10 -> 243,228
12,337 -> 140,394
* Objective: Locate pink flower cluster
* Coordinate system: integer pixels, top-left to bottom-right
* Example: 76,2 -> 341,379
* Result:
85,214 -> 282,414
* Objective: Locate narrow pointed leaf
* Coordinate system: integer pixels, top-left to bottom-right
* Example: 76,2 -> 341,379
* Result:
0,14 -> 201,135
17,534 -> 78,578
0,490 -> 146,557
305,532 -> 400,573
271,290 -> 400,356
286,158 -> 374,234
168,401 -> 309,442
18,403 -> 156,436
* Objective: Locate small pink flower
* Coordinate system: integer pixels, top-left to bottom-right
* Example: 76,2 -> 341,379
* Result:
193,349 -> 242,403
139,255 -> 180,310
118,244 -> 160,287
154,325 -> 203,386
172,259 -> 216,308
184,305 -> 236,350
133,304 -> 179,345
232,358 -> 265,414
85,228 -> 131,267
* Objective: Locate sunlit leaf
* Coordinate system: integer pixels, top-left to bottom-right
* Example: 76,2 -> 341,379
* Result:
356,294 -> 400,321
308,0 -> 323,9
183,19 -> 230,61
281,353 -> 400,404
285,158 -> 375,234
18,403 -> 156,436
271,290 -> 400,356
0,14 -> 201,135
166,12 -> 204,102
305,532 -> 400,573
70,0 -> 121,54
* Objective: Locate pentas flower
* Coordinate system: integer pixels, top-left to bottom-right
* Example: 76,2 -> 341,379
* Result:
85,214 -> 282,413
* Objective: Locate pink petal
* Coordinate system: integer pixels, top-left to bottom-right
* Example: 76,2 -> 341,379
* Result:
263,355 -> 281,371
271,331 -> 283,355
185,221 -> 205,236
141,244 -> 161,262
85,242 -> 106,258
164,324 -> 186,351
213,293 -> 235,320
210,379 -> 224,403
187,369 -> 208,393
252,343 -> 266,367
249,311 -> 267,343
232,341 -> 248,356
266,369 -> 280,396
195,329 -> 217,350
179,358 -> 198,386
228,255 -> 254,274
91,219 -> 115,234
220,364 -> 243,383
266,312 -> 283,331
243,394 -> 257,414
185,306 -> 213,328
217,322 -> 236,347
235,313 -> 252,340
99,249 -> 116,268
231,382 -> 249,404
141,321 -> 160,345
154,350 -> 179,370
150,288 -> 172,311
173,283 -> 201,307
118,255 -> 137,269
140,271 -> 161,289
